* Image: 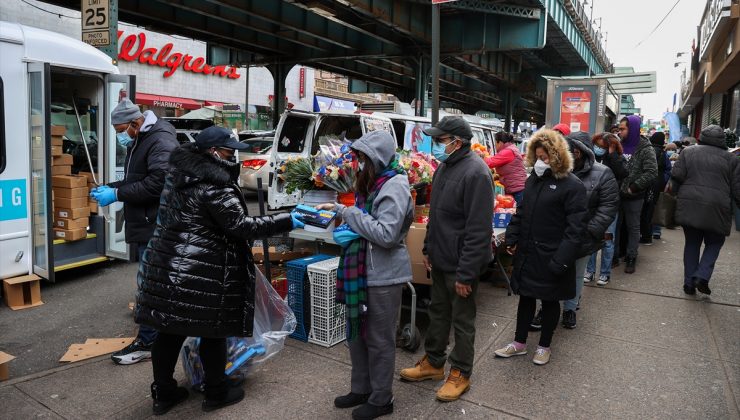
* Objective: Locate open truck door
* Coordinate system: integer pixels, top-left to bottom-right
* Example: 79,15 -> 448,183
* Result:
103,74 -> 135,260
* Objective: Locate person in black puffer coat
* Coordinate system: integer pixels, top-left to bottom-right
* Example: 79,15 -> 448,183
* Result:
135,127 -> 297,415
670,125 -> 740,296
639,132 -> 672,244
561,133 -> 619,329
494,129 -> 587,365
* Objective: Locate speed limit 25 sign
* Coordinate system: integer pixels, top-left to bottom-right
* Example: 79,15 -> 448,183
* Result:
81,0 -> 110,47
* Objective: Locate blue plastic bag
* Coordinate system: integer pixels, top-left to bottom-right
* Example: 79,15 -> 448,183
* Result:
333,223 -> 361,247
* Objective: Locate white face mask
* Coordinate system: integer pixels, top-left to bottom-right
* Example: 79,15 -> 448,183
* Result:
358,161 -> 366,171
534,159 -> 550,177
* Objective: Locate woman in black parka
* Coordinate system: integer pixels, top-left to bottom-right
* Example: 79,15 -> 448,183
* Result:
135,127 -> 296,415
494,129 -> 587,366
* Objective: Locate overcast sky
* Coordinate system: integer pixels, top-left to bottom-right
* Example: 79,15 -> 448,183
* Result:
590,0 -> 706,120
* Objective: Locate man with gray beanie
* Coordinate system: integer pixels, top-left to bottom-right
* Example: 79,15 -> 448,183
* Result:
91,98 -> 178,365
399,116 -> 493,402
670,124 -> 740,296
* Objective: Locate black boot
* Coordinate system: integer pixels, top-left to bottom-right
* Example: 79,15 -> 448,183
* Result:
624,257 -> 636,274
335,392 -> 370,408
192,372 -> 245,393
352,402 -> 394,420
562,310 -> 577,329
202,384 -> 245,412
696,279 -> 712,295
151,382 -> 189,416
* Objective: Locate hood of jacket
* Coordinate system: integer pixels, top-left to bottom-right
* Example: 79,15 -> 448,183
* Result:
566,135 -> 595,177
622,115 -> 642,154
169,142 -> 241,188
699,124 -> 728,149
526,129 -> 573,179
350,130 -> 397,172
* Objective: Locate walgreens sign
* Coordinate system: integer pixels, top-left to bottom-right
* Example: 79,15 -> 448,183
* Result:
117,31 -> 241,80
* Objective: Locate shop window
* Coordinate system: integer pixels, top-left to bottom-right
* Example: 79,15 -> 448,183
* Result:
277,115 -> 310,153
0,77 -> 5,174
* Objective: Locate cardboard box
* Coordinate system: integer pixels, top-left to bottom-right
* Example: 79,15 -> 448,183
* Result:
52,153 -> 73,166
411,263 -> 431,285
55,217 -> 89,230
54,227 -> 87,241
405,223 -> 427,265
2,274 -> 43,310
89,201 -> 99,214
51,125 -> 66,136
53,186 -> 88,199
78,172 -> 96,183
251,246 -> 313,263
51,165 -> 71,176
51,135 -> 64,147
55,196 -> 87,209
51,145 -> 63,157
0,352 -> 15,381
52,175 -> 87,189
56,207 -> 90,220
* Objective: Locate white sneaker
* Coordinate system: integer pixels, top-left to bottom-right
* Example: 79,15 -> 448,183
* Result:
596,275 -> 610,286
494,343 -> 527,358
532,347 -> 551,365
110,339 -> 152,365
583,272 -> 594,283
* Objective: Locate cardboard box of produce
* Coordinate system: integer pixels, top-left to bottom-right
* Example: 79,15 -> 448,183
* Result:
405,222 -> 427,265
54,227 -> 87,241
51,145 -> 63,157
53,186 -> 88,199
51,125 -> 66,136
51,165 -> 71,176
2,274 -> 43,311
55,217 -> 89,230
55,196 -> 87,209
52,153 -> 73,166
56,207 -> 90,220
51,135 -> 64,147
52,175 -> 87,189
411,263 -> 431,285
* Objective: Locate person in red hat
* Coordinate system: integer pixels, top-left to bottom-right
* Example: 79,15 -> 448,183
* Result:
553,123 -> 572,137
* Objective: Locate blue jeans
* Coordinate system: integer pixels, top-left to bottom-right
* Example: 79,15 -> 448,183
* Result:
587,216 -> 618,277
136,244 -> 158,345
563,256 -> 589,311
682,226 -> 726,287
652,225 -> 662,237
511,190 -> 524,208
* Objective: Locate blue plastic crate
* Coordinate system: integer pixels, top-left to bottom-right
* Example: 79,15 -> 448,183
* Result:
286,254 -> 334,341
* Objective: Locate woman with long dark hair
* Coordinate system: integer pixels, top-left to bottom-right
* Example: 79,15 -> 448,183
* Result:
317,130 -> 414,420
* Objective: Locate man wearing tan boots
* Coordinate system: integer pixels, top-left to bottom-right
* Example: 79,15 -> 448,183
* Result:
398,117 -> 494,402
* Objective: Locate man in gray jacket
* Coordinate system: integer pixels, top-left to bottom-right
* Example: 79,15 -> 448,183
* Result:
399,116 -> 494,402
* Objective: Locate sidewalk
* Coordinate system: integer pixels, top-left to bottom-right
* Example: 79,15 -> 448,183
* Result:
1,227 -> 738,419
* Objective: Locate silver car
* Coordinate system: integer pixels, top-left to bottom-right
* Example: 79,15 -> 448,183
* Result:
238,137 -> 274,192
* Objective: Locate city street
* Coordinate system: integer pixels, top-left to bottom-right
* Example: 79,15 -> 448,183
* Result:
2,226 -> 738,419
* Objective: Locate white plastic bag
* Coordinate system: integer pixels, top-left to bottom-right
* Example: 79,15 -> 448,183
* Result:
181,265 -> 296,387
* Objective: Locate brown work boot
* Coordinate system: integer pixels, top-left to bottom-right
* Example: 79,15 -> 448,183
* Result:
399,355 -> 445,382
436,368 -> 470,402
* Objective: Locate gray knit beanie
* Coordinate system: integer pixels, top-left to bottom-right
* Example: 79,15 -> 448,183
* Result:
111,98 -> 143,125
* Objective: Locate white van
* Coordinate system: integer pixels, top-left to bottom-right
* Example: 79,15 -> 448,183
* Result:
266,109 -> 395,209
0,22 -> 135,281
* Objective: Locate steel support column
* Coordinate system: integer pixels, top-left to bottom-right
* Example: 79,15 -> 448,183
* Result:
268,64 -> 291,127
431,4 -> 440,124
414,56 -> 430,117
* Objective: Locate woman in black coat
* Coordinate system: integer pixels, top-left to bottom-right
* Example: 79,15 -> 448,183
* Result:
494,129 -> 587,365
135,127 -> 297,415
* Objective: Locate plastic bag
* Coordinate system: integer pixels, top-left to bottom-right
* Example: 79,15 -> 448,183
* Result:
651,192 -> 676,227
181,265 -> 296,387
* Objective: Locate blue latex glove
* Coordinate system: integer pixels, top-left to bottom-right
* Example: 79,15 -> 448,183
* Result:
290,211 -> 305,229
90,185 -> 117,207
333,224 -> 361,247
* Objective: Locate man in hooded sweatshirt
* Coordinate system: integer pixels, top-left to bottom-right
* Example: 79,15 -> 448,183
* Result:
616,115 -> 658,274
91,99 -> 178,365
562,132 -> 619,328
399,116 -> 493,402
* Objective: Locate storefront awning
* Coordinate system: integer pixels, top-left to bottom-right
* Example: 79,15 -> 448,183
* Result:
135,93 -> 202,110
204,100 -> 224,107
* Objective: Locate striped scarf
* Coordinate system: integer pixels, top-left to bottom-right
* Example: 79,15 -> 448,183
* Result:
337,159 -> 404,341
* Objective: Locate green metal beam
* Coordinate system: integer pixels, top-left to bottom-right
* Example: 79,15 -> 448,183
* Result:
541,0 -> 605,74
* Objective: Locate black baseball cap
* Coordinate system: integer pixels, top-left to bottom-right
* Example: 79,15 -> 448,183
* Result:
423,116 -> 473,141
195,126 -> 248,150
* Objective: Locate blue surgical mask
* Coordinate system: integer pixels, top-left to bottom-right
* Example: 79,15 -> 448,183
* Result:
432,140 -> 455,162
116,131 -> 134,147
593,145 -> 607,157
666,150 -> 675,158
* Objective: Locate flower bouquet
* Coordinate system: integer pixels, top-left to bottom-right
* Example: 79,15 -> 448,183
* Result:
399,151 -> 435,187
277,157 -> 316,194
312,138 -> 358,193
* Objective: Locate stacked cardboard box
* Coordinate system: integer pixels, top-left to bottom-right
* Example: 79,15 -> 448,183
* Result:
52,175 -> 90,241
405,222 -> 431,285
79,172 -> 99,214
51,125 -> 64,158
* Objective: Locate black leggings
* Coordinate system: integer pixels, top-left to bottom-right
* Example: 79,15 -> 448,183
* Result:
515,296 -> 560,347
152,332 -> 226,396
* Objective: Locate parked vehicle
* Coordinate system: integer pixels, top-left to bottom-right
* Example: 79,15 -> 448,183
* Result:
238,137 -> 274,192
162,117 -> 214,145
238,129 -> 275,141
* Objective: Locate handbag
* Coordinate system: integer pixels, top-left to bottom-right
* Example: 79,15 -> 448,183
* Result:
651,192 -> 676,227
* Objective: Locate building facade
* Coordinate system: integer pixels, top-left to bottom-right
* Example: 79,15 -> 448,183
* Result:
679,0 -> 740,139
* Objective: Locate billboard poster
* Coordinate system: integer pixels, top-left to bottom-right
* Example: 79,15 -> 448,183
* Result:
560,91 -> 592,133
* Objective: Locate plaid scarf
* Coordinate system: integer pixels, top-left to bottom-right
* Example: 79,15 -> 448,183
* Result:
337,158 -> 405,341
